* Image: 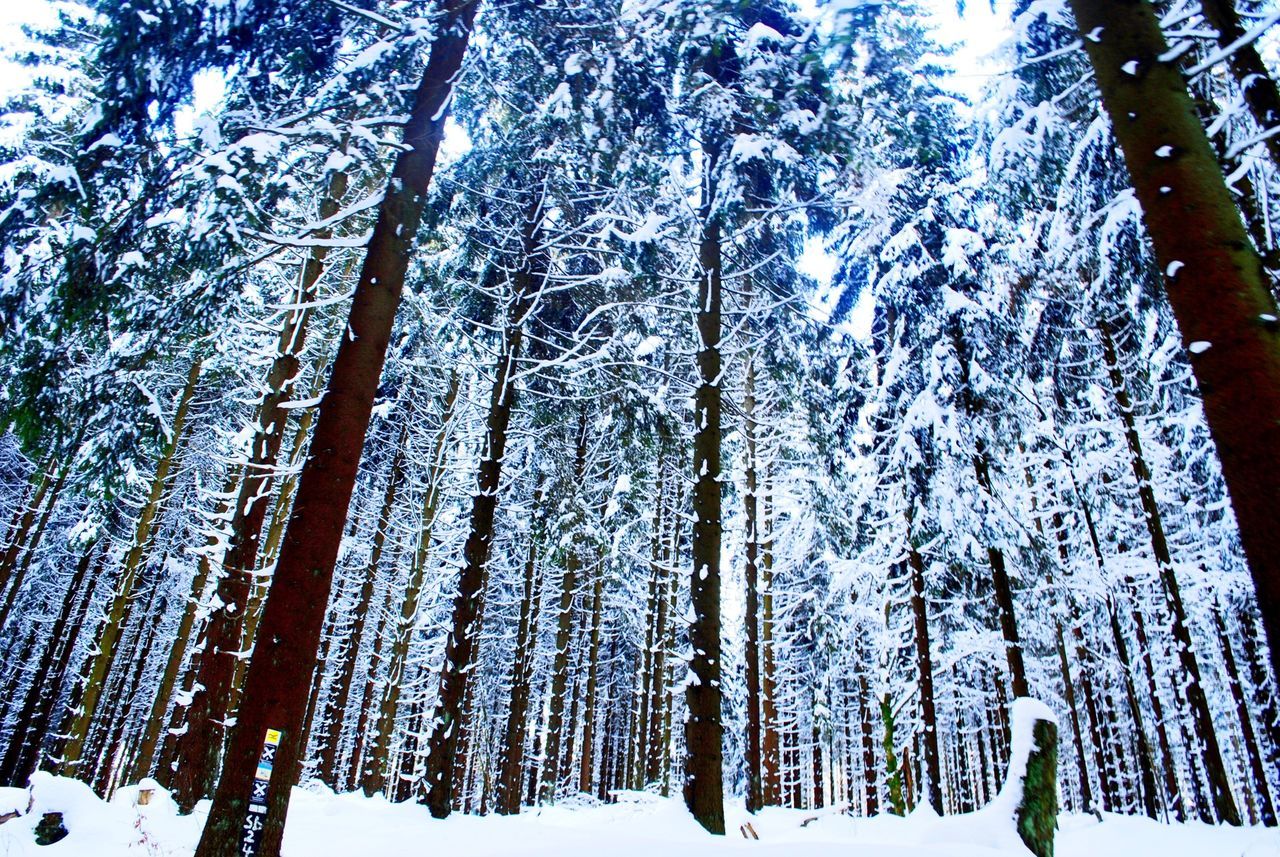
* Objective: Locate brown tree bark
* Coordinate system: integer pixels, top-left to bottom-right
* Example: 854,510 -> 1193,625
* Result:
743,355 -> 764,813
906,519 -> 942,814
495,484 -> 547,813
1067,0 -> 1280,742
422,192 -> 546,819
312,418 -> 411,790
579,555 -> 606,795
760,490 -> 781,806
685,149 -> 726,833
1096,317 -> 1239,825
60,358 -> 202,774
193,4 -> 479,852
972,452 -> 1029,700
362,373 -> 460,797
129,474 -> 237,785
1213,606 -> 1275,824
540,408 -> 591,804
858,673 -> 878,815
171,166 -> 346,811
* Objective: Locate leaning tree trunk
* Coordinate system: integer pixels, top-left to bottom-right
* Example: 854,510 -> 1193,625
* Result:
129,473 -> 238,785
422,195 -> 546,820
192,4 -> 479,853
685,143 -> 726,835
0,428 -> 86,636
171,168 -> 347,811
1096,317 -> 1240,825
59,358 -> 201,775
973,451 -> 1029,700
361,373 -> 460,797
1067,0 -> 1280,737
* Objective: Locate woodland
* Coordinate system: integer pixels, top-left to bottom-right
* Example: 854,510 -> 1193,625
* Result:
0,1 -> 1279,856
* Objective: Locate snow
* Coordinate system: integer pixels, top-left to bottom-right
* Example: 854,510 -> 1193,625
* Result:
1188,341 -> 1212,354
1,775 -> 1276,857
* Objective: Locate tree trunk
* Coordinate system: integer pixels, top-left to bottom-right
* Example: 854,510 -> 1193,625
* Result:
761,490 -> 781,806
972,452 -> 1029,700
1068,0 -> 1280,729
1197,0 -> 1280,170
172,170 -> 345,810
743,354 -> 764,813
1213,606 -> 1275,824
578,557 -> 606,795
1096,317 -> 1240,825
495,484 -> 546,813
906,523 -> 942,814
646,476 -> 683,788
313,419 -> 410,790
59,358 -> 201,774
0,542 -> 96,786
423,193 -> 545,820
858,673 -> 878,815
193,4 -> 478,851
0,448 -> 78,634
540,408 -> 591,804
129,473 -> 237,785
0,456 -> 57,625
362,373 -> 459,797
685,161 -> 726,835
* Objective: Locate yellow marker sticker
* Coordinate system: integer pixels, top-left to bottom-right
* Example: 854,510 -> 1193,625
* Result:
265,729 -> 281,744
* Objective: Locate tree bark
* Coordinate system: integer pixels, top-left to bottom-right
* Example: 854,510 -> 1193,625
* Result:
760,490 -> 781,806
685,156 -> 726,835
193,4 -> 479,852
906,521 -> 942,814
1096,317 -> 1240,825
423,193 -> 546,819
129,473 -> 238,785
313,418 -> 410,790
972,452 -> 1029,700
540,407 -> 591,804
1213,606 -> 1275,824
1197,0 -> 1280,170
743,354 -> 764,813
362,373 -> 459,797
59,358 -> 201,774
495,484 -> 546,813
1068,0 -> 1280,728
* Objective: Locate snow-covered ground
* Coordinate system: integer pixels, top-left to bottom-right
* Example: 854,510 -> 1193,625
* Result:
1,773 -> 1277,857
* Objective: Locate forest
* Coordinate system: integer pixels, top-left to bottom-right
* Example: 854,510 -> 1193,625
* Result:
0,0 -> 1278,856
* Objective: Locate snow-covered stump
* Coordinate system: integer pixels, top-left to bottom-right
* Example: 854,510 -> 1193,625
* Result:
993,698 -> 1059,857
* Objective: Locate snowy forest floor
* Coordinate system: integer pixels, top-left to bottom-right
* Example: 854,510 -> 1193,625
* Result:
0,774 -> 1276,857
